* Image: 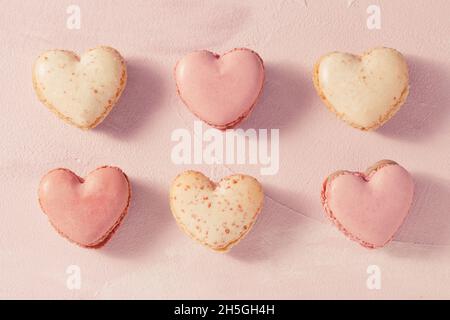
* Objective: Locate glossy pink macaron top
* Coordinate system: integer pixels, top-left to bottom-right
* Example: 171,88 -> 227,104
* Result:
175,48 -> 265,129
38,166 -> 131,247
322,161 -> 414,248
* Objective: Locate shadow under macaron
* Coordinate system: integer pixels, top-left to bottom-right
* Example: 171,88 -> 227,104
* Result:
101,177 -> 171,258
378,55 -> 450,141
229,183 -> 307,262
239,62 -> 315,132
95,57 -> 167,138
392,172 -> 450,248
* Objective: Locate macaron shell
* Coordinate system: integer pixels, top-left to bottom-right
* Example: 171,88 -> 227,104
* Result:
32,46 -> 127,129
313,47 -> 409,130
38,166 -> 131,248
321,161 -> 414,248
170,171 -> 264,252
175,48 -> 265,129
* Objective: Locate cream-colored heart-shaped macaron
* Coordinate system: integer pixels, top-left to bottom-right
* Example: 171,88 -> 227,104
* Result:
313,47 -> 409,130
169,171 -> 264,252
32,46 -> 127,129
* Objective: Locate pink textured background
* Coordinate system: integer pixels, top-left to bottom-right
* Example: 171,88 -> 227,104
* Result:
0,0 -> 449,299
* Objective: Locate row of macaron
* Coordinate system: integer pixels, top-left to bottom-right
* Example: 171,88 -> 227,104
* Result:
32,46 -> 409,131
33,45 -> 412,251
39,160 -> 414,251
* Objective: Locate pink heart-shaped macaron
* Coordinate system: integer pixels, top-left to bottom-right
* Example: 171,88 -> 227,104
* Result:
38,166 -> 131,248
321,160 -> 414,248
175,48 -> 265,129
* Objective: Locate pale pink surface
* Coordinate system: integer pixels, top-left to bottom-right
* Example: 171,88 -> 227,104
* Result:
39,167 -> 130,246
175,49 -> 264,127
324,164 -> 414,248
0,0 -> 449,299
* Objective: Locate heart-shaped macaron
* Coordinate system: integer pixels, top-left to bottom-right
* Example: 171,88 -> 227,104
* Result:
175,48 -> 265,129
32,46 -> 127,129
313,47 -> 409,130
321,160 -> 414,248
169,171 -> 264,252
38,166 -> 131,248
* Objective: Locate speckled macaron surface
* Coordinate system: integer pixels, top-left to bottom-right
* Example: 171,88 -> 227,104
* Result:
175,48 -> 265,129
32,46 -> 127,129
321,160 -> 414,249
313,47 -> 409,130
169,171 -> 264,252
38,166 -> 131,248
